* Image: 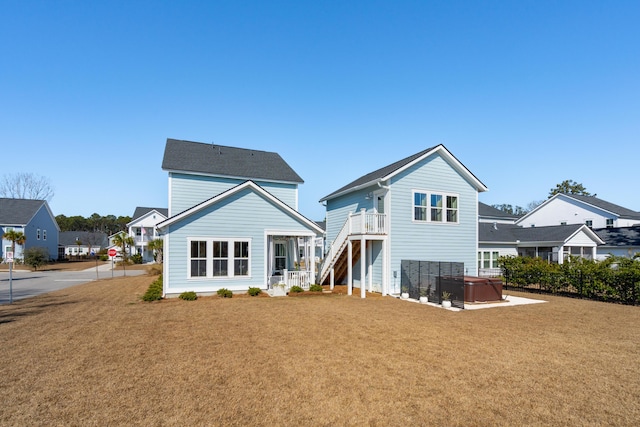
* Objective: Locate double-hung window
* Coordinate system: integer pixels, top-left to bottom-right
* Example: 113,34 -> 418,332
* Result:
413,191 -> 459,224
190,241 -> 207,277
212,241 -> 228,276
189,238 -> 251,278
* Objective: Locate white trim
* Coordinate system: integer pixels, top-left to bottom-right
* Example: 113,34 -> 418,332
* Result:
158,180 -> 324,235
186,237 -> 252,280
411,189 -> 460,224
168,174 -> 173,217
163,168 -> 302,186
319,145 -> 488,202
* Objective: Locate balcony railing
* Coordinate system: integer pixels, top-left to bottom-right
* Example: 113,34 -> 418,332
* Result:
319,209 -> 388,283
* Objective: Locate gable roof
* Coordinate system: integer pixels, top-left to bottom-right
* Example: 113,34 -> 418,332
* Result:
320,144 -> 487,201
157,180 -> 324,235
0,198 -> 50,226
479,222 -> 604,245
162,139 -> 304,184
478,202 -> 521,220
518,193 -> 640,223
560,194 -> 640,220
594,226 -> 640,247
59,231 -> 108,247
131,207 -> 168,221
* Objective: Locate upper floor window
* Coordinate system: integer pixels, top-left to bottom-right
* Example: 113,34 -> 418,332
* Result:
37,228 -> 41,240
585,220 -> 593,228
606,219 -> 614,228
43,230 -> 47,240
413,191 -> 458,223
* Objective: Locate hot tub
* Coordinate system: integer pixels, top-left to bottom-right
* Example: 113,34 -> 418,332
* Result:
464,276 -> 503,303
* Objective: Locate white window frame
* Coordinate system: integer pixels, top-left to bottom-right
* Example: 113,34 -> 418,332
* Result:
412,190 -> 459,224
606,218 -> 614,228
43,229 -> 47,240
37,228 -> 41,240
187,237 -> 251,279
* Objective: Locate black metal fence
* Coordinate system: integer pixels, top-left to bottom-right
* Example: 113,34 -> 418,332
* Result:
400,260 -> 465,308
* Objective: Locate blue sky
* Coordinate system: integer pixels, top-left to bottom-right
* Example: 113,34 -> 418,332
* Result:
2,0 -> 638,221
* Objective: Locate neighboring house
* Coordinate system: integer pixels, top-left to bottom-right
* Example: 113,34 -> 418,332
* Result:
318,144 -> 488,297
478,202 -> 519,224
0,198 -> 60,261
127,207 -> 168,263
157,139 -> 324,297
59,231 -> 108,258
478,222 -> 605,276
593,225 -> 640,259
516,193 -> 640,229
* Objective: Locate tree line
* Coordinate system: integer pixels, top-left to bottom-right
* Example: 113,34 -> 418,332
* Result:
55,213 -> 132,234
491,179 -> 592,216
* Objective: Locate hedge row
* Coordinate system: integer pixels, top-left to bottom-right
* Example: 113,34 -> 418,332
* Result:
499,255 -> 640,304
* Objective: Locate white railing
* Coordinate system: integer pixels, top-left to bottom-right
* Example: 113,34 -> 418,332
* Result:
319,209 -> 388,283
285,270 -> 312,289
269,270 -> 312,292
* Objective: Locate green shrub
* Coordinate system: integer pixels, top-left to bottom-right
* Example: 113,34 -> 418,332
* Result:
179,291 -> 198,301
23,247 -> 49,271
99,254 -> 109,261
217,288 -> 233,298
247,287 -> 262,296
142,275 -> 163,301
130,253 -> 143,264
289,285 -> 304,293
309,284 -> 323,292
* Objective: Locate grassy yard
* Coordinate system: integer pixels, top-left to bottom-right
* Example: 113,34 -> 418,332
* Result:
0,274 -> 638,426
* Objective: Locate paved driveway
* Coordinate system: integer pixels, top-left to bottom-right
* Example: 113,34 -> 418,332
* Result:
0,265 -> 145,305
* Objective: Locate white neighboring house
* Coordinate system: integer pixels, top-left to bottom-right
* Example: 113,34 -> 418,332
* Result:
516,194 -> 640,229
59,231 -> 108,258
478,222 -> 605,276
127,207 -> 168,263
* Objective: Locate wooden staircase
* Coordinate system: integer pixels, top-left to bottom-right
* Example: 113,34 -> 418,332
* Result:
321,240 -> 361,286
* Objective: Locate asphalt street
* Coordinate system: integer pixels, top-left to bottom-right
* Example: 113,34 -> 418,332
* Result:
0,264 -> 145,305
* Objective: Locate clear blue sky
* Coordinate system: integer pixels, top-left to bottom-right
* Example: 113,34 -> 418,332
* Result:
2,0 -> 638,221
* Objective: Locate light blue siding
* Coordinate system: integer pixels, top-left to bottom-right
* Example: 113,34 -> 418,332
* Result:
165,187 -> 317,295
387,153 -> 478,277
170,173 -> 298,214
324,150 -> 480,290
325,186 -> 376,245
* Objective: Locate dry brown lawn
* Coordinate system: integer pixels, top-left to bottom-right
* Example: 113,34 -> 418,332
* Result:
0,275 -> 638,426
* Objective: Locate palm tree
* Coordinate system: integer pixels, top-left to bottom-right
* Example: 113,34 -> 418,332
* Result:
112,232 -> 134,276
3,230 -> 26,260
147,238 -> 163,264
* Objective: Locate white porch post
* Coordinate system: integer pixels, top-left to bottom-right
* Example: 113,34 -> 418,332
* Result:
381,238 -> 388,296
347,240 -> 353,296
330,268 -> 335,290
367,242 -> 373,292
309,237 -> 316,284
360,237 -> 366,299
283,269 -> 288,287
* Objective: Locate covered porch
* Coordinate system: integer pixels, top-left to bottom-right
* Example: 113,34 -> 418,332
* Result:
266,233 -> 318,293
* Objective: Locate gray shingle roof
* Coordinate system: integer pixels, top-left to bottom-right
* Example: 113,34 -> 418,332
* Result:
162,139 -> 303,184
131,207 -> 168,221
594,226 -> 640,247
0,198 -> 46,226
561,194 -> 640,220
320,144 -> 487,201
479,222 -> 586,243
321,146 -> 438,200
59,231 -> 108,247
478,202 -> 521,220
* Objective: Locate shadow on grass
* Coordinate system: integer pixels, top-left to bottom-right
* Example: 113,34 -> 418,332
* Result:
0,295 -> 78,324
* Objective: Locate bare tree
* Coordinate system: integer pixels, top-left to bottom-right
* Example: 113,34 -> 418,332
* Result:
0,172 -> 55,201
